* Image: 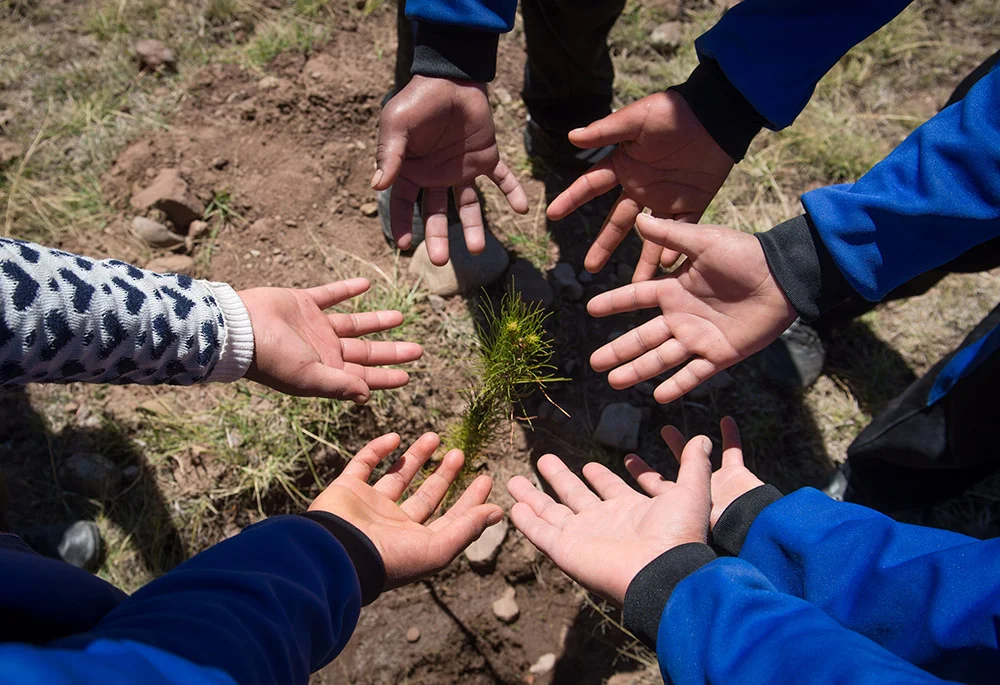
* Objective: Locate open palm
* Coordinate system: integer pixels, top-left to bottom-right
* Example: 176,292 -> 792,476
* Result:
588,214 -> 797,404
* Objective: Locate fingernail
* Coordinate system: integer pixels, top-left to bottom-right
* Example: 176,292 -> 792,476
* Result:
570,127 -> 586,135
701,437 -> 712,456
370,169 -> 383,188
488,509 -> 503,525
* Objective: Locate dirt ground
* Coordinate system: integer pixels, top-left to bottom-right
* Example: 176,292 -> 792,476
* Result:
2,0 -> 1000,683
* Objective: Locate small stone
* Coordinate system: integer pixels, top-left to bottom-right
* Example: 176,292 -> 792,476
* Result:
188,219 -> 210,239
595,402 -> 643,452
145,254 -> 195,275
492,585 -> 519,623
492,86 -> 513,106
64,402 -> 79,414
405,627 -> 421,643
650,21 -> 684,54
409,230 -> 510,297
284,219 -> 298,227
360,201 -> 378,217
131,216 -> 185,249
257,76 -> 282,90
529,653 -> 557,675
131,169 -> 205,228
550,262 -> 583,301
225,91 -> 249,104
60,453 -> 122,500
465,518 -> 508,572
134,39 -> 176,71
250,249 -> 261,257
211,156 -> 229,170
506,260 -> 553,309
122,465 -> 140,481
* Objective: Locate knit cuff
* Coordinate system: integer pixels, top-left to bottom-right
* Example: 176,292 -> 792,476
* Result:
712,484 -> 783,557
298,511 -> 386,606
411,22 -> 499,82
204,282 -> 255,383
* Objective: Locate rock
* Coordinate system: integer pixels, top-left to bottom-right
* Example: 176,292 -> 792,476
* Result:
492,86 -> 513,106
464,518 -> 508,572
60,453 -> 122,499
405,627 -> 421,643
257,76 -> 281,90
145,254 -> 195,275
186,220 -> 210,251
211,156 -> 229,170
686,369 -> 736,400
131,169 -> 205,228
506,260 -> 553,308
122,465 -> 140,481
492,585 -> 519,623
529,653 -> 557,675
595,402 -> 642,452
134,39 -> 176,71
408,230 -> 510,296
131,216 -> 185,249
650,21 -> 684,53
549,262 -> 583,301
360,201 -> 378,217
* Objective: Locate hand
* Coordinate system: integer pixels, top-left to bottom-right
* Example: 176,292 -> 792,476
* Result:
309,432 -> 503,588
372,75 -> 529,266
239,278 -> 422,403
588,214 -> 796,404
507,435 -> 712,605
641,417 -> 763,527
546,91 -> 733,281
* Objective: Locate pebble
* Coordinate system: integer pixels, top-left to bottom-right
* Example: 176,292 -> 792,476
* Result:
408,230 -> 509,297
145,254 -> 195,276
492,585 -> 520,623
59,453 -> 122,500
211,156 -> 229,170
360,201 -> 378,217
650,21 -> 684,53
464,518 -> 508,572
134,39 -> 176,71
506,260 -> 553,309
529,653 -> 556,675
130,169 -> 204,229
549,262 -> 583,301
64,402 -> 79,414
595,402 -> 643,452
405,627 -> 421,643
131,216 -> 185,249
257,76 -> 281,91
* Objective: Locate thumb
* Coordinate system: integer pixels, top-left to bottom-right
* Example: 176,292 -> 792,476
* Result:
568,100 -> 645,149
372,123 -> 408,190
432,504 -> 504,566
675,435 -> 713,495
635,213 -> 713,258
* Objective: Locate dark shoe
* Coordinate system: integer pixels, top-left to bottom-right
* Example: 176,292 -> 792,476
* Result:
377,187 -> 424,249
20,521 -> 102,570
523,117 -> 614,174
759,318 -> 827,390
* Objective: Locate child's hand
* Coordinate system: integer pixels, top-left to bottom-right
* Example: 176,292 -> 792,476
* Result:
507,435 -> 713,606
657,417 -> 763,527
309,432 -> 503,588
239,279 -> 422,403
587,214 -> 797,404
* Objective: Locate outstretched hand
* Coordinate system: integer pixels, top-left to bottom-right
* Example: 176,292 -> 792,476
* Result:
309,432 -> 503,588
239,278 -> 422,403
507,435 -> 712,605
588,214 -> 796,404
373,75 -> 528,266
547,91 -> 733,282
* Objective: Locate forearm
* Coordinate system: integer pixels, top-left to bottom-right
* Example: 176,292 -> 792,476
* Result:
0,239 -> 253,386
405,0 -> 516,81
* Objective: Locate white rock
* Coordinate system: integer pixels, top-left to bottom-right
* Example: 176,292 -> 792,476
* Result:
464,518 -> 508,572
131,216 -> 185,249
408,230 -> 509,296
650,21 -> 684,53
529,653 -> 557,675
550,262 -> 583,301
492,585 -> 519,623
595,402 -> 643,452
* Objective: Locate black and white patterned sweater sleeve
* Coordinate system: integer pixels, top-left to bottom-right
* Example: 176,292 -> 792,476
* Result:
0,238 -> 254,386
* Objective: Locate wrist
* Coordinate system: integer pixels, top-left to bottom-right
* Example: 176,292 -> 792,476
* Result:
712,484 -> 783,557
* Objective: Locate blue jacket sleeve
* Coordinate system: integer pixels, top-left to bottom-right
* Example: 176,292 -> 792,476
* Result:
739,488 -> 1000,684
404,0 -> 515,33
658,557 -> 951,685
0,516 -> 363,685
694,0 -> 914,129
800,64 -> 1000,300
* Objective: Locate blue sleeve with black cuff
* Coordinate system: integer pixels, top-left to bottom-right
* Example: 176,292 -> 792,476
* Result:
405,0 -> 517,82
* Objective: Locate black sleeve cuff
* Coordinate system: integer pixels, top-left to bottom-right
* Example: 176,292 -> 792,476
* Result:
712,484 -> 783,557
298,511 -> 386,606
669,59 -> 767,162
411,22 -> 499,82
756,214 -> 857,322
623,543 -> 718,649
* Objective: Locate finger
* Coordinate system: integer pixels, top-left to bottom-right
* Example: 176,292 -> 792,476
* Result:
586,281 -> 661,318
305,278 -> 370,310
429,502 -> 505,567
487,160 -> 529,215
341,363 -> 410,390
341,338 -> 424,366
660,425 -> 686,462
339,432 -> 401,482
583,194 -> 641,274
374,432 -> 440,500
582,462 -> 635,500
330,310 -> 405,338
591,316 -> 672,374
390,177 -> 420,249
546,156 -> 618,221
422,187 -> 450,267
635,213 -> 713,258
650,210 -> 686,274
372,126 -> 408,190
308,365 -> 372,403
654,358 -> 720,404
400,448 -> 465,523
429,473 -> 494,532
720,416 -> 744,469
509,501 -> 560,556
676,433 -> 713,493
536,453 -> 600,513
632,238 -> 664,283
567,102 -> 645,149
453,183 -> 485,256
506,474 -> 574,528
624,454 -> 673,497
607,338 -> 690,389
